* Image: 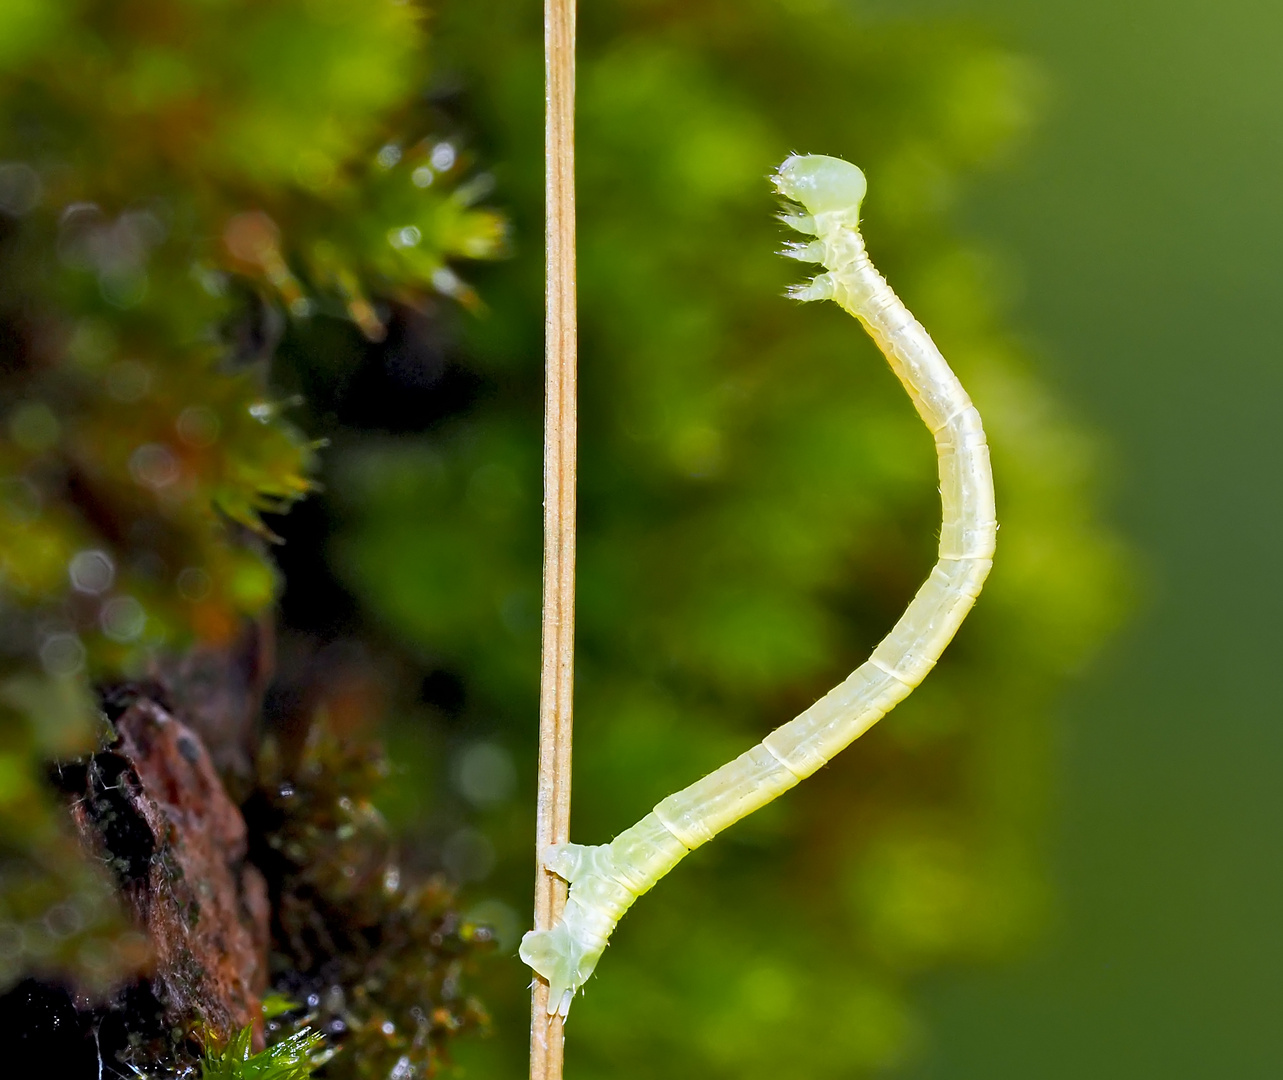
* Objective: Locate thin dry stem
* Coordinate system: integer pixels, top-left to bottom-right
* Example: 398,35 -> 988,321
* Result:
531,0 -> 576,1077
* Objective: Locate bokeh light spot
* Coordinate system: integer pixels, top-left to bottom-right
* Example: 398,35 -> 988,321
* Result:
453,742 -> 516,807
69,550 -> 115,595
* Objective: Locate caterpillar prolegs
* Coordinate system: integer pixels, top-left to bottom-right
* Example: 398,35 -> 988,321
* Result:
520,154 -> 997,1018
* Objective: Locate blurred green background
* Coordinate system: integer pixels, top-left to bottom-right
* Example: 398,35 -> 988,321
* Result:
0,0 -> 1277,1077
904,0 -> 1283,1076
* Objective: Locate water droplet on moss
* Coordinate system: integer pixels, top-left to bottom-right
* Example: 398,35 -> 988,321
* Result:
69,550 -> 115,595
429,143 -> 455,171
40,633 -> 85,676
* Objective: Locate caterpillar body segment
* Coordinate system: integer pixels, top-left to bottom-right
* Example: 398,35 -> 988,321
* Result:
520,154 -> 997,1017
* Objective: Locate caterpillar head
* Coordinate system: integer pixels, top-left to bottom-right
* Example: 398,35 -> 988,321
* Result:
773,154 -> 867,220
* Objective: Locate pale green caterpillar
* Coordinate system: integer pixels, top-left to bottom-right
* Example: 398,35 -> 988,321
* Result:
520,154 -> 997,1018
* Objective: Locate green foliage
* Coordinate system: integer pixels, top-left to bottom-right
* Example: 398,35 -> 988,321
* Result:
203,1026 -> 325,1080
250,723 -> 492,1080
0,0 -> 501,1008
310,0 -> 1125,1076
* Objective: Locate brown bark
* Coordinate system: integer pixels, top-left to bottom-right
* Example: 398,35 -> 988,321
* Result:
70,695 -> 269,1046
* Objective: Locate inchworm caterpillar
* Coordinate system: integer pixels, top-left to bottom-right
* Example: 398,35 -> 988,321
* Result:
520,154 -> 997,1018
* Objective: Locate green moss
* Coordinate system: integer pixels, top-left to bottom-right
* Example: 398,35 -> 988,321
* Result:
0,0 -> 504,1009
248,724 -> 491,1079
203,1026 -> 326,1080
